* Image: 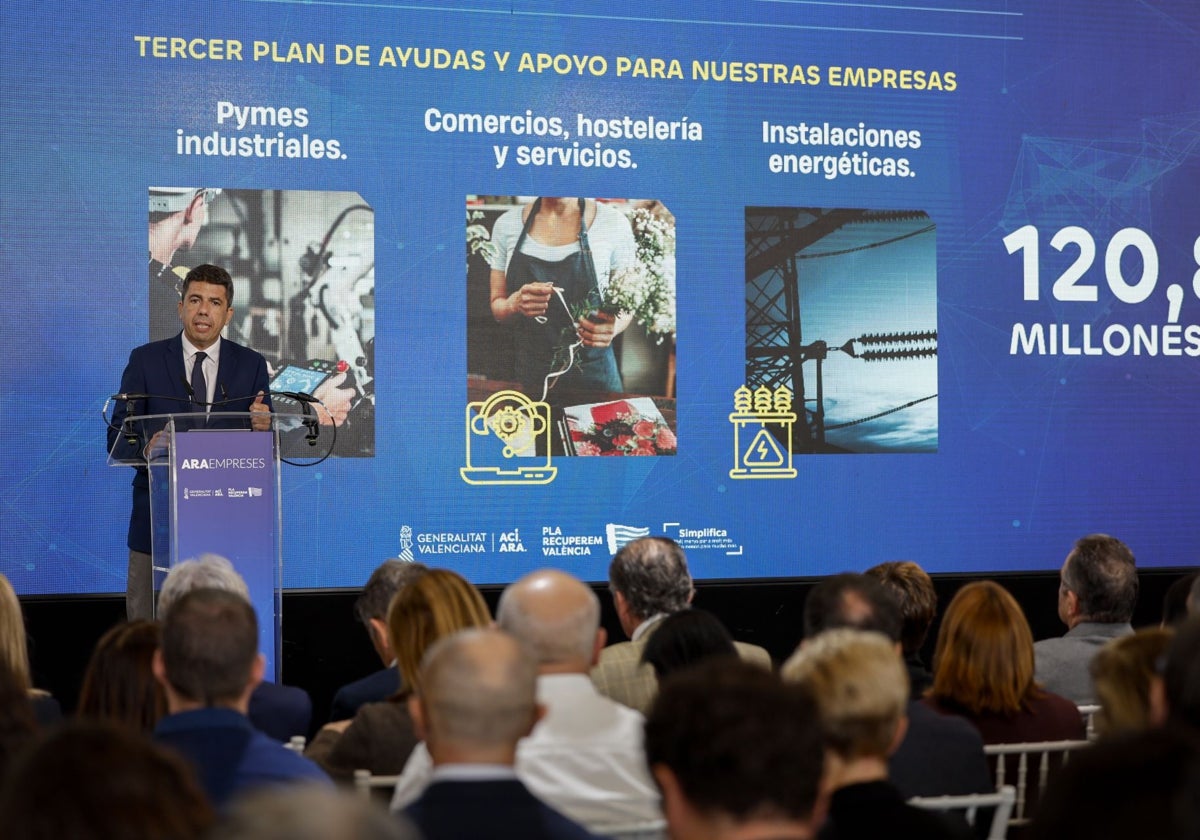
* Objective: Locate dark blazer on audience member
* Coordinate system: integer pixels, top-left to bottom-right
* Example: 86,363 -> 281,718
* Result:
890,700 -> 994,799
923,691 -> 1086,746
819,779 -> 970,840
405,777 -> 601,840
248,681 -> 313,742
329,667 -> 400,722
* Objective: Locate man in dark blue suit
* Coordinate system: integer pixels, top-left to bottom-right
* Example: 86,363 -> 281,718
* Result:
109,263 -> 271,620
329,559 -> 428,722
403,628 -> 599,840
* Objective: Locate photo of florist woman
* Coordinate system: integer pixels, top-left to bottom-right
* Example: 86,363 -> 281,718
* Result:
467,196 -> 677,457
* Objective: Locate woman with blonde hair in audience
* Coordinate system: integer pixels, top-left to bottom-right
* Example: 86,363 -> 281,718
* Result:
306,568 -> 492,780
924,581 -> 1085,744
1088,626 -> 1172,737
0,573 -> 60,727
77,619 -> 166,733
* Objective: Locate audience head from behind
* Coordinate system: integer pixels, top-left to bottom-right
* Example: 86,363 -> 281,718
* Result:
77,619 -> 166,733
644,658 -> 826,840
640,608 -> 737,680
1057,533 -> 1138,629
1152,615 -> 1200,732
355,559 -> 428,666
157,553 -> 249,619
929,580 -> 1039,715
154,587 -> 262,712
608,536 -> 694,638
1089,626 -> 1172,737
0,573 -> 32,694
211,784 -> 420,840
0,720 -> 214,840
496,568 -> 605,671
1161,571 -> 1197,627
783,629 -> 910,768
388,568 -> 492,695
862,561 -> 936,659
802,572 -> 903,643
410,627 -> 540,766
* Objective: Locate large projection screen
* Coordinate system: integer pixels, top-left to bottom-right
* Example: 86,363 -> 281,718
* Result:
2,0 -> 1197,595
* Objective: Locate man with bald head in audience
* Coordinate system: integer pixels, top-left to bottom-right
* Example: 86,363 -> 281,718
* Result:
1035,534 -> 1138,704
402,628 -> 599,840
591,536 -> 771,712
392,569 -> 662,835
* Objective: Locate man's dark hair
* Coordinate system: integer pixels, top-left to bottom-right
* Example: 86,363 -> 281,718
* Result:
1062,534 -> 1138,623
160,588 -> 257,706
180,263 -> 234,306
645,659 -> 824,824
641,608 -> 737,680
354,560 -> 428,625
864,561 -> 937,656
608,537 -> 693,621
802,572 -> 903,643
1162,572 -> 1198,627
1163,616 -> 1200,731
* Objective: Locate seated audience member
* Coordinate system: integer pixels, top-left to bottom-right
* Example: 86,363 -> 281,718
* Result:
802,573 -> 992,800
0,720 -> 214,839
329,559 -> 428,722
212,785 -> 420,840
0,660 -> 37,787
1161,571 -> 1197,627
641,608 -> 738,680
403,628 -> 600,840
1034,534 -> 1137,704
77,619 -> 166,733
1028,726 -> 1200,840
864,561 -> 938,697
307,568 -> 491,781
0,573 -> 61,727
1152,615 -> 1200,731
153,588 -> 329,807
1088,626 -> 1172,737
645,659 -> 827,840
158,555 -> 311,742
784,629 -> 967,840
391,569 -> 662,834
927,581 -> 1085,743
591,536 -> 771,713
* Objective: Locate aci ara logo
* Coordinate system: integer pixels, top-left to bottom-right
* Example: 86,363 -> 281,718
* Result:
498,529 -> 526,553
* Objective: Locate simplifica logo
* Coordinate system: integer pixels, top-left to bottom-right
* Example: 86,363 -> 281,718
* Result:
606,523 -> 650,555
180,457 -> 267,470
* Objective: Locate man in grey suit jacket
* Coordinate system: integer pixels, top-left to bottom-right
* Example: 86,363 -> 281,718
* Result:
1034,533 -> 1138,704
589,537 -> 771,713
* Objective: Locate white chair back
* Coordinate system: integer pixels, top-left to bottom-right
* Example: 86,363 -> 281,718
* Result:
284,735 -> 306,753
1077,704 -> 1101,739
983,739 -> 1089,826
910,784 -> 1016,840
353,768 -> 401,801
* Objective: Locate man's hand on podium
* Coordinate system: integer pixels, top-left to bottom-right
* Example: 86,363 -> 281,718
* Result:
250,392 -> 271,431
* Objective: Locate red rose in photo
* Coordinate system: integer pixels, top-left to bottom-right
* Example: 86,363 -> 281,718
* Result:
656,428 -> 677,450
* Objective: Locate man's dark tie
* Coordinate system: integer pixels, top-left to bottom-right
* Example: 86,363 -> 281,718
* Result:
190,351 -> 207,413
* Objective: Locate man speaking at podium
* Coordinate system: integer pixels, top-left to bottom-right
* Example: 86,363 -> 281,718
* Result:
109,264 -> 271,620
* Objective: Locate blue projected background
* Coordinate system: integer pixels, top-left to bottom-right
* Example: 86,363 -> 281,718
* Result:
2,0 -> 1198,595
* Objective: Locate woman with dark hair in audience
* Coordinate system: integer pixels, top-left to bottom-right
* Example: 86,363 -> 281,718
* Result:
0,573 -> 60,728
306,568 -> 492,781
640,608 -> 738,680
924,581 -> 1085,744
77,619 -> 166,733
0,720 -> 214,839
1089,627 -> 1172,737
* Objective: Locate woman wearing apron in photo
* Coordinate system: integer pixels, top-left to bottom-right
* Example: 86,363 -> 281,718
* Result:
489,197 -> 632,402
